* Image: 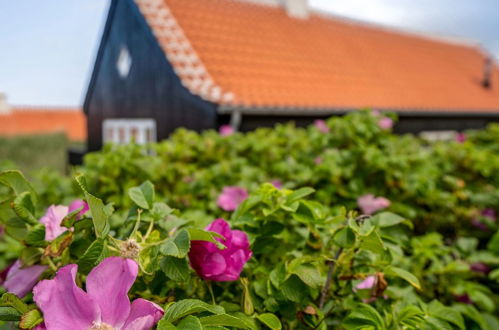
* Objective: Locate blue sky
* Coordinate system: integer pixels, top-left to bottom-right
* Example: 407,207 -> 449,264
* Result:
0,0 -> 498,107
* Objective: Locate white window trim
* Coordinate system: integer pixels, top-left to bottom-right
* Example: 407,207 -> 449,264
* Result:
103,119 -> 157,145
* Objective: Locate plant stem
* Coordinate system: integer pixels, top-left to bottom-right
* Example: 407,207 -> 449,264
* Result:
207,281 -> 216,305
131,209 -> 143,238
319,247 -> 343,309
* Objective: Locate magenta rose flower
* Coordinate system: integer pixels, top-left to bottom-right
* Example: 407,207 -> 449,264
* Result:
314,156 -> 322,165
39,200 -> 88,241
219,125 -> 234,136
378,117 -> 393,130
455,132 -> 466,143
314,119 -> 329,133
0,260 -> 47,298
270,180 -> 282,189
217,186 -> 249,211
357,194 -> 390,215
189,219 -> 252,282
471,208 -> 496,231
33,257 -> 163,330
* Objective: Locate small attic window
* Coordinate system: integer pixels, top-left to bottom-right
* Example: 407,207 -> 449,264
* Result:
116,46 -> 132,78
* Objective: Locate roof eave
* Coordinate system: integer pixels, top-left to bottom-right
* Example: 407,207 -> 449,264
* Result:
218,105 -> 499,117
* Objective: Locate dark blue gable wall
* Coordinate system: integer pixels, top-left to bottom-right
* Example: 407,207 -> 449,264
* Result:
84,0 -> 217,151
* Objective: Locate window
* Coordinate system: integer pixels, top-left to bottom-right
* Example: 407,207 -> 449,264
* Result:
103,119 -> 156,145
116,45 -> 132,78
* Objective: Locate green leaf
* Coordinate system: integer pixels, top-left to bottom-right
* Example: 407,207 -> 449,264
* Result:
453,304 -> 489,330
24,224 -> 47,247
281,275 -> 308,302
343,304 -> 385,329
128,181 -> 155,209
77,238 -> 108,274
286,187 -> 315,204
332,227 -> 356,248
188,228 -> 226,250
160,229 -> 190,258
385,266 -> 421,290
487,231 -> 499,255
256,313 -> 282,330
0,306 -> 22,321
160,256 -> 190,282
0,293 -> 29,313
370,212 -> 405,228
151,202 -> 173,220
290,265 -> 323,288
163,299 -> 224,322
0,170 -> 37,204
12,191 -> 38,225
156,319 -> 177,330
177,315 -> 203,329
200,314 -> 250,328
427,300 -> 465,330
75,174 -> 109,238
359,230 -> 384,254
19,309 -> 43,329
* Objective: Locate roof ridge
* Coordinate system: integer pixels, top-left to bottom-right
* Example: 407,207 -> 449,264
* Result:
311,8 -> 481,51
134,0 -> 235,104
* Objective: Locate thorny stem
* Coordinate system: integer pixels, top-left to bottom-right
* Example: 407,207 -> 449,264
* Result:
319,247 -> 343,309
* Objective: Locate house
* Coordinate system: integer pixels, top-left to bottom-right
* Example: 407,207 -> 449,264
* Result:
84,0 -> 499,151
0,93 -> 86,141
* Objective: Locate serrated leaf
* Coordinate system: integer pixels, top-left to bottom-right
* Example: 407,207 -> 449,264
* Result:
0,293 -> 29,313
286,187 -> 315,204
281,275 -> 308,302
151,202 -> 173,220
160,229 -> 190,258
370,212 -> 406,228
359,230 -> 384,254
385,266 -> 421,290
162,299 -> 224,322
343,304 -> 384,329
188,228 -> 226,250
156,319 -> 177,330
427,300 -> 465,330
0,306 -> 21,321
12,192 -> 38,225
77,238 -> 108,274
24,224 -> 47,247
332,227 -> 356,248
200,314 -> 250,328
160,256 -> 190,282
0,170 -> 37,204
257,313 -> 282,330
128,181 -> 154,210
177,315 -> 203,329
44,231 -> 73,257
290,265 -> 323,288
75,174 -> 109,238
19,309 -> 43,329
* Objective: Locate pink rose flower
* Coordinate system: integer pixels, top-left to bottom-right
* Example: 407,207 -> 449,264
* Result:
314,119 -> 329,133
314,157 -> 322,165
189,219 -> 252,282
270,180 -> 282,189
219,125 -> 234,136
217,186 -> 249,211
33,257 -> 163,330
39,200 -> 88,241
354,275 -> 376,291
471,208 -> 496,231
455,132 -> 466,143
357,194 -> 391,215
0,260 -> 47,298
378,117 -> 393,130
470,262 -> 490,274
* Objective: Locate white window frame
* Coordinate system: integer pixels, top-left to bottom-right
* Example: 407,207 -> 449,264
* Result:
103,119 -> 157,145
116,45 -> 132,79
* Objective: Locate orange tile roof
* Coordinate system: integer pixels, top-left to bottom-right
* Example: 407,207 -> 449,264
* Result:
135,0 -> 499,112
0,107 -> 86,141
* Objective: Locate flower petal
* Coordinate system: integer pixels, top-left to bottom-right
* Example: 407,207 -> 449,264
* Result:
39,205 -> 69,241
4,260 -> 47,298
202,252 -> 227,278
86,257 -> 138,328
33,264 -> 99,330
122,299 -> 164,330
68,199 -> 89,219
206,218 -> 232,244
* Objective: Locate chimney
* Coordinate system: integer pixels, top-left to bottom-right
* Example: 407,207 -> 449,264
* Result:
283,0 -> 309,19
0,92 -> 11,115
482,57 -> 492,89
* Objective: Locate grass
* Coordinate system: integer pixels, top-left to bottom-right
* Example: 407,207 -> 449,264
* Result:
0,133 -> 83,175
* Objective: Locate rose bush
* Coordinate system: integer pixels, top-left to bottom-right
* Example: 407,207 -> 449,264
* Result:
0,110 -> 497,329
